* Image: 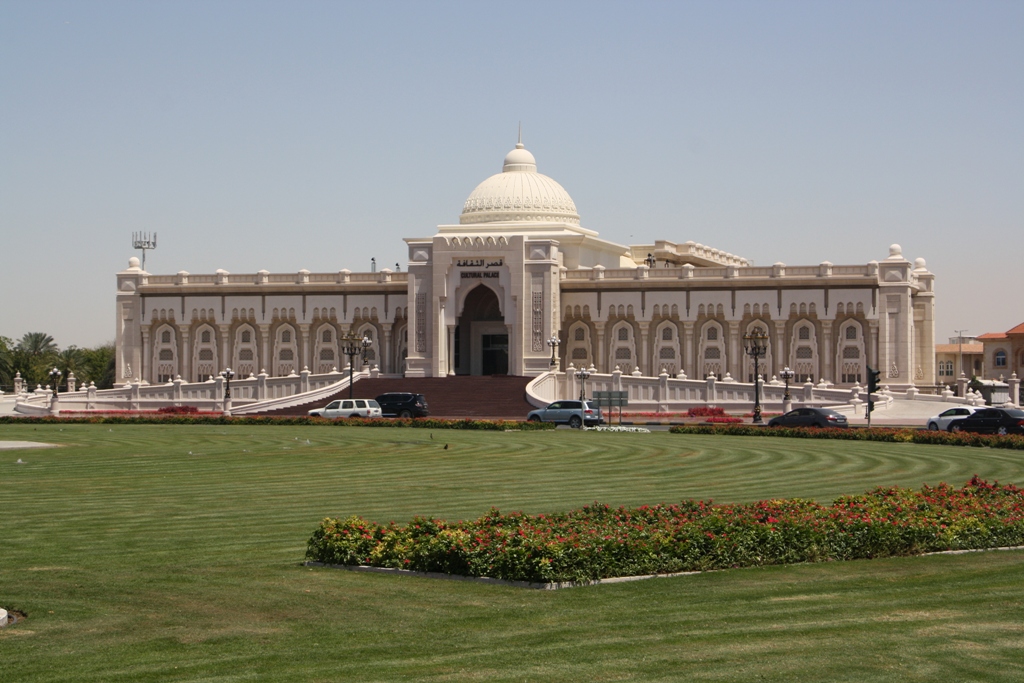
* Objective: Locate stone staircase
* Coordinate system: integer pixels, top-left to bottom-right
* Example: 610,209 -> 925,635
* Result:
258,375 -> 536,420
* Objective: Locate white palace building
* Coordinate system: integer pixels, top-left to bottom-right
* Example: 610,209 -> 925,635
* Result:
113,139 -> 937,393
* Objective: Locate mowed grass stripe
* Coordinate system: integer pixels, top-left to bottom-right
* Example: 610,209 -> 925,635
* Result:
3,424 -> 1024,681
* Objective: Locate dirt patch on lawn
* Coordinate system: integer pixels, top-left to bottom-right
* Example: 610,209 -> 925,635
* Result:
0,441 -> 58,450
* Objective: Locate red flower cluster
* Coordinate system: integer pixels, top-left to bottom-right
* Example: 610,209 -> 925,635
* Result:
306,477 -> 1024,584
687,406 -> 728,417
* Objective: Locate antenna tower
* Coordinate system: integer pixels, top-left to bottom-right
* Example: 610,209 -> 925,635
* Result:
132,232 -> 157,271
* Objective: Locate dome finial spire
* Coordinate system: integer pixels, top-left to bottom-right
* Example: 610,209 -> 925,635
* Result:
517,121 -> 523,149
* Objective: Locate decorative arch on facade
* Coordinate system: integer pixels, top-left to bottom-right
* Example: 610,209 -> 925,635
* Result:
193,324 -> 218,382
313,323 -> 339,374
698,319 -> 726,378
835,319 -> 866,385
566,321 -> 593,368
653,320 -> 681,375
743,320 -> 773,382
274,323 -> 298,376
153,324 -> 178,383
456,282 -> 505,322
233,324 -> 259,378
608,320 -> 636,372
789,320 -> 819,383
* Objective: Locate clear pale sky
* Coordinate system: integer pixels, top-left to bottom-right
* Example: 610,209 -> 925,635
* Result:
2,1 -> 1021,349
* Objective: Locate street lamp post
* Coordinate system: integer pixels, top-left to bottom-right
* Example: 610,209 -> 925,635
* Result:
643,253 -> 656,268
220,367 -> 235,416
574,366 -> 591,429
547,335 -> 560,369
49,367 -> 61,398
361,335 -> 373,370
955,329 -> 969,379
743,329 -> 769,424
341,333 -> 363,399
779,366 -> 795,414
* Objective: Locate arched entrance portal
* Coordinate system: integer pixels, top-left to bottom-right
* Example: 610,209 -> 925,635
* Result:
455,285 -> 508,375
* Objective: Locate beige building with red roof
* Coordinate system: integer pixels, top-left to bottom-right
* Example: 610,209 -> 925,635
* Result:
977,323 -> 1024,381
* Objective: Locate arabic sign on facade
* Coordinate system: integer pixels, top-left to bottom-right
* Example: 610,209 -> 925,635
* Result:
456,258 -> 503,268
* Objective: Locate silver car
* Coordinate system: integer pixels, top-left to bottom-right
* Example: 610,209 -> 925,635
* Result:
527,400 -> 604,428
926,406 -> 982,431
309,398 -> 382,419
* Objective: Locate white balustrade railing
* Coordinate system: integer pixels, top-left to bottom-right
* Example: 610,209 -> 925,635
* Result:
526,366 -> 911,414
13,367 -> 362,415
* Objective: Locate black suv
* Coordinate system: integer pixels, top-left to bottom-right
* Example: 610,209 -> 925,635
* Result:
375,393 -> 429,418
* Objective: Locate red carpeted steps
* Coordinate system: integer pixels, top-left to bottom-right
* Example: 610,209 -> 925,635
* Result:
258,375 -> 535,420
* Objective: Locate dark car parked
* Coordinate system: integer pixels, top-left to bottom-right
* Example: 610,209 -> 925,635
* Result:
374,392 -> 430,418
767,407 -> 849,428
527,400 -> 604,428
947,407 -> 1024,435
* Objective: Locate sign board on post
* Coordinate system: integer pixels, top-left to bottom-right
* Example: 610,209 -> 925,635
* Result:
592,390 -> 628,424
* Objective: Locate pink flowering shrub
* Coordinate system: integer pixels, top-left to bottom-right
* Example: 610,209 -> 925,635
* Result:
306,477 -> 1024,583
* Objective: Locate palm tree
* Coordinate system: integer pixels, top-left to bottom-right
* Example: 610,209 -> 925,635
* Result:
0,336 -> 14,388
80,345 -> 116,389
56,346 -> 85,381
15,332 -> 59,387
17,332 -> 58,357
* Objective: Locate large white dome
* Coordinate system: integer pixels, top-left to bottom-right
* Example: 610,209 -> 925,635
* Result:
460,142 -> 580,226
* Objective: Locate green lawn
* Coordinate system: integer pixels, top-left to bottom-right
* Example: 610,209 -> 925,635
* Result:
2,424 -> 1023,682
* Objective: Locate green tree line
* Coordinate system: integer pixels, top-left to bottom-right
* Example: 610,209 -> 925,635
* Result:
0,332 -> 115,391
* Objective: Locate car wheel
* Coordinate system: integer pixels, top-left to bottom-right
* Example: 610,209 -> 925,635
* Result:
528,415 -> 541,422
927,423 -> 938,431
399,410 -> 413,419
568,415 -> 583,429
949,423 -> 962,433
998,427 -> 1008,436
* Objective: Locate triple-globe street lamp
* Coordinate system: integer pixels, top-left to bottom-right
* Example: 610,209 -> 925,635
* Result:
547,335 -> 560,369
49,367 -> 61,398
779,366 -> 795,414
220,367 -> 235,415
743,329 -> 769,424
574,365 -> 591,429
340,333 -> 367,399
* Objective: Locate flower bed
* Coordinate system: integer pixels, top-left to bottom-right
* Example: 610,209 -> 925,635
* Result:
669,424 -> 1024,450
687,406 -> 727,417
306,477 -> 1024,584
0,415 -> 555,430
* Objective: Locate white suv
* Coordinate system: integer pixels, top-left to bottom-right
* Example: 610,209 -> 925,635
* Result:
926,406 -> 982,431
309,399 -> 382,419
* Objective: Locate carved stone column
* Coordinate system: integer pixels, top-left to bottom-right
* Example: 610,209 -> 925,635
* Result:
299,324 -> 311,373
140,327 -> 151,384
593,321 -> 606,373
728,321 -> 741,379
177,325 -> 191,383
683,321 -> 695,378
259,324 -> 271,376
218,324 -> 231,374
822,323 -> 834,383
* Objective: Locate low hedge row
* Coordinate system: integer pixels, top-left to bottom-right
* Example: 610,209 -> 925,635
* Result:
306,477 -> 1024,583
669,424 -> 1024,450
0,415 -> 555,430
